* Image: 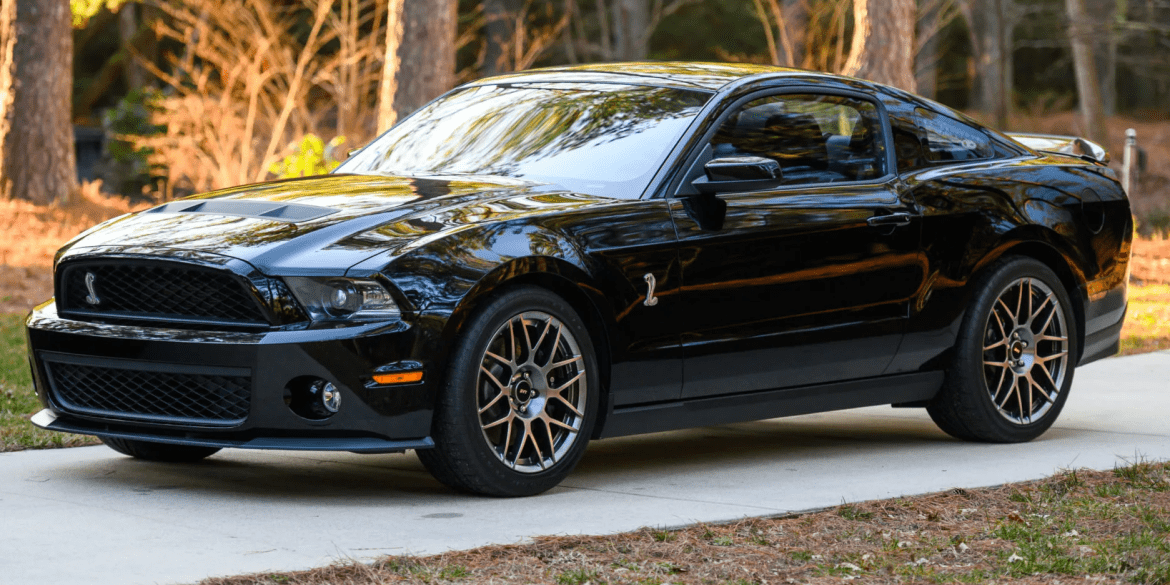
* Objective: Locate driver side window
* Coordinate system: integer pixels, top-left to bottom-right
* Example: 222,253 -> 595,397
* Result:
709,93 -> 887,186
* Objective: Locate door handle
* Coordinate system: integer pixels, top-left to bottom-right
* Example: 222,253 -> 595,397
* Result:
867,212 -> 914,228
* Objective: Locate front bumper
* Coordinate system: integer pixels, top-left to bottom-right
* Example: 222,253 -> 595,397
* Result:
26,301 -> 436,452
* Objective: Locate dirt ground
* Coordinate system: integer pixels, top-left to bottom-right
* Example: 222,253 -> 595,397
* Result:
201,462 -> 1170,585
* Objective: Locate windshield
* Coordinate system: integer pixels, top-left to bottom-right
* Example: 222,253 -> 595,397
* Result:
336,82 -> 711,198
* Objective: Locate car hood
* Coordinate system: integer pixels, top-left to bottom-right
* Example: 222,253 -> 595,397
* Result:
57,173 -> 604,274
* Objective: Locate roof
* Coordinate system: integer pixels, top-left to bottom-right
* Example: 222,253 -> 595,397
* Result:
474,61 -> 814,92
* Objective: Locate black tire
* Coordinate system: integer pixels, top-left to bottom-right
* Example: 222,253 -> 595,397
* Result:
928,256 -> 1078,443
100,437 -> 221,462
418,286 -> 599,497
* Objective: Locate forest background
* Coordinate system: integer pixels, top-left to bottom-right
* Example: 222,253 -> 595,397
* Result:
0,0 -> 1167,330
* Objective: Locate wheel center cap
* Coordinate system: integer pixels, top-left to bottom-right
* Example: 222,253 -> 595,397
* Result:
511,373 -> 536,409
1008,328 -> 1036,373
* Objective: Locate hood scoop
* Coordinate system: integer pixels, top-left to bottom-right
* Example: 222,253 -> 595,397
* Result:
146,199 -> 338,223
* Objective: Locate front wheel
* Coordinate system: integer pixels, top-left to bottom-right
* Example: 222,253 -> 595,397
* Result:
418,286 -> 598,497
928,257 -> 1078,443
100,437 -> 221,462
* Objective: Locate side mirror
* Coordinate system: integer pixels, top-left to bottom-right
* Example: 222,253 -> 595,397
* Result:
692,156 -> 783,194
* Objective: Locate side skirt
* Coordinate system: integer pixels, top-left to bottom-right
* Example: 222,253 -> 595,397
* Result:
598,371 -> 944,439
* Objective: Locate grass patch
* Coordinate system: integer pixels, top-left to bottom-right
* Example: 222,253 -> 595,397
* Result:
197,461 -> 1170,585
1120,284 -> 1170,355
0,313 -> 99,451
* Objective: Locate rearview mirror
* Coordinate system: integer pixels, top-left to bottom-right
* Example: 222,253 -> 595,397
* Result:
692,156 -> 783,194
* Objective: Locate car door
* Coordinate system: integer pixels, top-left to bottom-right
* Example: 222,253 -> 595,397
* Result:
669,90 -> 927,399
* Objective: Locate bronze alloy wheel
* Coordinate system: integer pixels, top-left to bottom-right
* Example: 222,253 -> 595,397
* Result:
476,311 -> 588,473
927,256 -> 1079,443
981,277 -> 1070,425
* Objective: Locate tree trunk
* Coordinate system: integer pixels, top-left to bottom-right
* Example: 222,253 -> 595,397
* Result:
613,0 -> 648,60
118,2 -> 146,91
377,0 -> 405,133
1065,0 -> 1107,142
0,0 -> 14,200
4,0 -> 75,204
483,0 -> 520,76
779,0 -> 806,68
1089,0 -> 1117,116
841,0 -> 916,92
396,0 -> 455,125
916,0 -> 942,100
959,0 -> 1011,128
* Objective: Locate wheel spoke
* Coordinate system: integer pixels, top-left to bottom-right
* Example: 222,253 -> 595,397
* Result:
521,317 -> 534,360
1035,334 -> 1068,343
525,420 -> 547,470
1027,370 -> 1053,402
543,325 -> 564,368
1024,371 -> 1034,420
551,371 -> 584,394
484,350 -> 513,368
549,354 -> 582,370
480,366 -> 508,392
502,417 -> 515,462
1036,361 -> 1059,394
1037,350 -> 1068,363
1028,294 -> 1053,329
551,393 -> 584,417
997,297 -> 1018,325
983,360 -> 1009,368
508,318 -> 518,362
545,415 -> 578,433
479,387 -> 508,414
1016,374 -> 1027,422
483,411 -> 513,430
991,365 -> 1008,402
532,319 -> 553,356
999,375 -> 1019,409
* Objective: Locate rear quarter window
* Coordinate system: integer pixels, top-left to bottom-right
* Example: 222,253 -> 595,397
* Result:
915,107 -> 998,163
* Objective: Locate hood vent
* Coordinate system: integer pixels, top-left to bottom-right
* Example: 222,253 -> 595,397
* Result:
146,200 -> 338,223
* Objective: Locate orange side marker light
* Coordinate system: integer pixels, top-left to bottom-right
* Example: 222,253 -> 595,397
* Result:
372,371 -> 424,385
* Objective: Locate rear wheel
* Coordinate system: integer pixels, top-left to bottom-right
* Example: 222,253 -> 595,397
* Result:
418,286 -> 598,497
928,257 -> 1077,442
100,437 -> 221,462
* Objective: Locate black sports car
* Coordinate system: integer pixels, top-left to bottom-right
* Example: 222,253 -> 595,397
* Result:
27,62 -> 1131,496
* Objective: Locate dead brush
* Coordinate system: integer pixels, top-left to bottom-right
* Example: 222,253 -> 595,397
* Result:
139,0 -> 387,197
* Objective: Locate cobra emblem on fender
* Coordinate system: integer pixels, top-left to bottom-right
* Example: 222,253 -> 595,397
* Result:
643,273 -> 659,307
84,272 -> 101,306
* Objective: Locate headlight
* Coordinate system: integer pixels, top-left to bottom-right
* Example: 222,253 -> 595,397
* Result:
284,277 -> 401,321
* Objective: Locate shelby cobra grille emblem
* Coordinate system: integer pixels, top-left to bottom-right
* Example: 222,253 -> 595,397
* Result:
83,272 -> 101,305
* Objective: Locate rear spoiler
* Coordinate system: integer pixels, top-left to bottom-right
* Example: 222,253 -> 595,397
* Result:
1007,132 -> 1110,164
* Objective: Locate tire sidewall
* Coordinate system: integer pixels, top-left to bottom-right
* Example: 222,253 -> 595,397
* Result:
438,286 -> 599,496
955,258 -> 1078,441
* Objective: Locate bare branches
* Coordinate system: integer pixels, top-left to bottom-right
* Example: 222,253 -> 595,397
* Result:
143,0 -> 386,195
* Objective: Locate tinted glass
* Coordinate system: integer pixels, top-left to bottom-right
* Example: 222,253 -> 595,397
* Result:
915,107 -> 996,163
708,94 -> 887,186
337,83 -> 710,198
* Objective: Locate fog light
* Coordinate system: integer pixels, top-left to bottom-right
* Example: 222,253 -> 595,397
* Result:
317,381 -> 341,413
284,377 -> 341,420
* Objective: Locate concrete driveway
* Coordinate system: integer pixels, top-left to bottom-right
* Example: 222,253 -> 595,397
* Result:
2,351 -> 1168,585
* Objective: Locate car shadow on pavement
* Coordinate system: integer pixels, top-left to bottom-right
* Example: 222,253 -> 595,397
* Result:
43,410 -> 1083,502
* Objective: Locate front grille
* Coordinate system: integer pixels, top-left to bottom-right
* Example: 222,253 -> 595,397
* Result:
59,261 -> 269,325
45,359 -> 251,426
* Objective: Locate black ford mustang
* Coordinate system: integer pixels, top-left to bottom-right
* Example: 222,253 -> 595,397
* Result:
27,63 -> 1130,496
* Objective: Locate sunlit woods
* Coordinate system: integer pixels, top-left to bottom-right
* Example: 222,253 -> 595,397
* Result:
143,0 -> 389,195
0,0 -> 1166,204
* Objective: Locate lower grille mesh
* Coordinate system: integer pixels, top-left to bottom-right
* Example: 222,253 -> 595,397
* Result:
47,361 -> 251,426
